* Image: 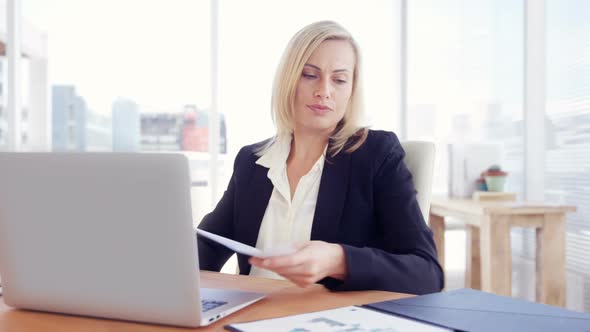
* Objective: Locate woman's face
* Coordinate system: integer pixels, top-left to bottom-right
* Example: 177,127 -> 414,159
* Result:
293,39 -> 355,136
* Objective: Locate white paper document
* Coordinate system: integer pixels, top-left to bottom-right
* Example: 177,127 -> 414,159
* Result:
196,229 -> 296,258
226,306 -> 452,332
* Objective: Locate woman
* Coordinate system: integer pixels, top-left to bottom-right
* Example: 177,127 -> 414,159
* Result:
197,21 -> 443,295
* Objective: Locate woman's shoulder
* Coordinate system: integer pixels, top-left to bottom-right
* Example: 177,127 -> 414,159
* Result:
357,129 -> 404,157
235,131 -> 404,161
234,138 -> 274,163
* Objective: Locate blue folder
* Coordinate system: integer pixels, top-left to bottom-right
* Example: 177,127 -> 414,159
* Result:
364,288 -> 590,332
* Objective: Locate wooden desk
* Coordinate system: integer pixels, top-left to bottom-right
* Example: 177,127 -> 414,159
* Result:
0,271 -> 410,331
429,198 -> 576,307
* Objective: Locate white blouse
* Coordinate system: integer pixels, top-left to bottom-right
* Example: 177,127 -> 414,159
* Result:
249,136 -> 326,279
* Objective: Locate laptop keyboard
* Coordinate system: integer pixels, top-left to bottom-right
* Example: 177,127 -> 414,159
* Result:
201,299 -> 228,312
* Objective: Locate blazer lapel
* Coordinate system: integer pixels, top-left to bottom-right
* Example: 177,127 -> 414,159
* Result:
235,163 -> 273,275
236,163 -> 273,247
311,150 -> 351,243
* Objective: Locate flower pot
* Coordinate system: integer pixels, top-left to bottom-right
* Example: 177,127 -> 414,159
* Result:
484,175 -> 507,192
476,177 -> 488,191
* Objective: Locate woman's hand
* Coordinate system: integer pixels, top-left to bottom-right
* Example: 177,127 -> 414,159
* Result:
249,241 -> 347,288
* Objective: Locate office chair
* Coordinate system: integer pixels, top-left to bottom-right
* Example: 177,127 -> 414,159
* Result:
400,141 -> 436,221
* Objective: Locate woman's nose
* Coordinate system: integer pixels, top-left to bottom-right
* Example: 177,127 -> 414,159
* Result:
314,80 -> 331,99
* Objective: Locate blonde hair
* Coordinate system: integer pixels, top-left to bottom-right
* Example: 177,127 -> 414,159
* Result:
257,20 -> 368,158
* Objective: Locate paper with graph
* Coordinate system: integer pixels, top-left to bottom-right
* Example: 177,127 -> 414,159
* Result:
225,306 -> 451,332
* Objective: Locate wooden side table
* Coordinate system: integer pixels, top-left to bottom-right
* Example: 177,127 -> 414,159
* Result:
429,198 -> 576,307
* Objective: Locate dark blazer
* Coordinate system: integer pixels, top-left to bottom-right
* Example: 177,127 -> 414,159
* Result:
197,130 -> 443,295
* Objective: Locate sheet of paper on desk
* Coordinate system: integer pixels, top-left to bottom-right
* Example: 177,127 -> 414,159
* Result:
225,306 -> 452,332
196,229 -> 296,258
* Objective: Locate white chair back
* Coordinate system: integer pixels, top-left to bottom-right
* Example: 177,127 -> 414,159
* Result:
401,141 -> 436,221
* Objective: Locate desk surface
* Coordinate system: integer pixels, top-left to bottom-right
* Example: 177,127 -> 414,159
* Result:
0,271 -> 410,331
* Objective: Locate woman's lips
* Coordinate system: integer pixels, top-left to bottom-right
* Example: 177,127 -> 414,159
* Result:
307,104 -> 332,115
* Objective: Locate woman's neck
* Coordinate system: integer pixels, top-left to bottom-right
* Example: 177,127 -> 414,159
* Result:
288,130 -> 329,165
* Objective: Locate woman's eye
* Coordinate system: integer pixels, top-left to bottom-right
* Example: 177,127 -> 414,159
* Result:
302,73 -> 317,79
335,79 -> 347,84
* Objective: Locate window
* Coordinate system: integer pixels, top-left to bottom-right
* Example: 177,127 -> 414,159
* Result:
68,104 -> 75,122
23,0 -> 212,219
406,0 -> 527,297
407,0 -> 524,197
546,0 -> 590,312
68,125 -> 76,144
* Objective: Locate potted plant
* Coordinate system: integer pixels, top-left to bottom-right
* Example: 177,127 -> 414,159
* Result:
482,165 -> 508,192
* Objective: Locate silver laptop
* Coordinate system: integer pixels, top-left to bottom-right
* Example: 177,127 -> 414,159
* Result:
0,152 -> 264,327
